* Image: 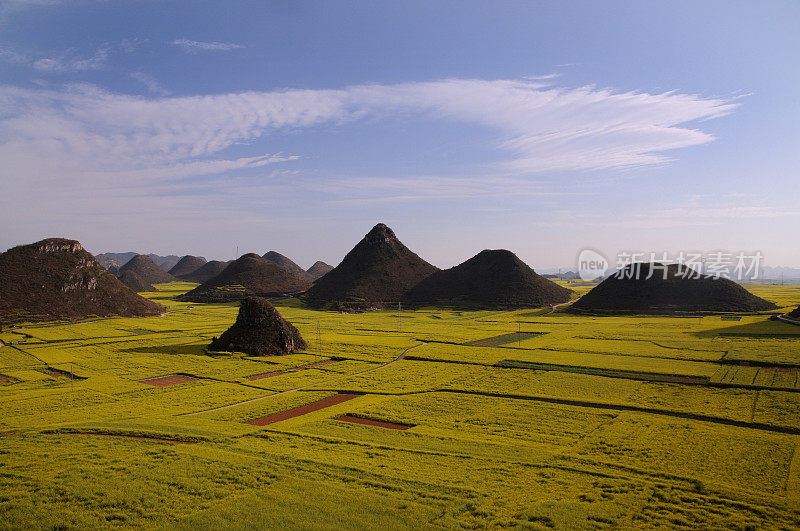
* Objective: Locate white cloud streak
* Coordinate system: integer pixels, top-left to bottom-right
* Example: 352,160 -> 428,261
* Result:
31,45 -> 110,72
0,77 -> 737,192
0,44 -> 111,73
129,72 -> 170,96
170,38 -> 245,53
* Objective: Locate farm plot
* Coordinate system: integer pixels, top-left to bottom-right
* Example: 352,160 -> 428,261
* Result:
1,283 -> 799,528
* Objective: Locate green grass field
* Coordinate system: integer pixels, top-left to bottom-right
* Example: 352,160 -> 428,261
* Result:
2,282 -> 800,528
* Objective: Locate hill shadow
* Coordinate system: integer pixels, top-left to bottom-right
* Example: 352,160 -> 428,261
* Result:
695,319 -> 800,338
121,343 -> 213,356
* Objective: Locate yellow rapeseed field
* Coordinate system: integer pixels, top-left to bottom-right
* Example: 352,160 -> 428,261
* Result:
1,282 -> 799,528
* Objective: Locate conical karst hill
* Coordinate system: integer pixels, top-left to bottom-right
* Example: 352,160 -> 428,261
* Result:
118,255 -> 177,284
182,260 -> 230,283
303,223 -> 437,309
177,253 -> 312,303
0,238 -> 164,322
117,270 -> 155,293
404,249 -> 573,309
569,262 -> 777,314
306,261 -> 334,281
208,296 -> 306,356
263,251 -> 313,281
168,255 -> 207,279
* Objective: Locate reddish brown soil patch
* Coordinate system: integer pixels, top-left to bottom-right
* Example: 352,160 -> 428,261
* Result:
59,432 -> 196,444
247,393 -> 361,426
0,376 -> 10,384
137,374 -> 199,387
245,359 -> 339,380
0,430 -> 18,437
295,359 -> 339,370
336,415 -> 412,430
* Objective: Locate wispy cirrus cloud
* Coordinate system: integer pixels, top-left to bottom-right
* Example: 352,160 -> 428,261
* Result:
32,45 -> 110,72
128,72 -> 170,96
0,43 -> 112,72
0,76 -> 738,214
170,38 -> 245,53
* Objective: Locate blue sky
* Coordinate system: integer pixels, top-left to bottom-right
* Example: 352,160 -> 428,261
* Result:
1,1 -> 798,271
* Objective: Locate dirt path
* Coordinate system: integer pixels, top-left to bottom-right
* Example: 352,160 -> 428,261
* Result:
183,342 -> 427,416
548,299 -> 577,314
776,314 -> 800,326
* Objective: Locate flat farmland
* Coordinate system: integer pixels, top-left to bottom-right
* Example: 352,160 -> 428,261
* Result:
1,282 -> 800,528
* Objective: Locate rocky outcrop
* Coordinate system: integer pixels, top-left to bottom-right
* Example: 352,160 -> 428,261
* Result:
0,238 -> 164,322
208,297 -> 306,356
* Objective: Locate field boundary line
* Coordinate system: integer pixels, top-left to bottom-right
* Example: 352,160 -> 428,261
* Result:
436,389 -> 800,435
181,342 -> 427,416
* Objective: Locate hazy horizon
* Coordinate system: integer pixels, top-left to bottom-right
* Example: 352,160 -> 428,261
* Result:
2,1 -> 798,271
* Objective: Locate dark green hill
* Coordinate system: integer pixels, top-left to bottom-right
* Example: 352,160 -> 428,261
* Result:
303,223 -> 437,309
119,255 -> 177,284
168,255 -> 207,279
118,270 -> 155,293
177,254 -> 311,303
569,263 -> 777,314
404,249 -> 573,309
263,251 -> 313,281
306,261 -> 334,281
182,260 -> 230,283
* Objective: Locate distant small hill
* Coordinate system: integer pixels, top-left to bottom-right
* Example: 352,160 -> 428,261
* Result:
303,223 -> 437,309
168,255 -> 207,279
0,238 -> 164,322
787,306 -> 800,319
95,252 -> 137,271
182,260 -> 230,283
95,252 -> 183,272
208,297 -> 306,356
263,251 -> 313,281
157,258 -> 180,272
118,255 -> 177,285
404,249 -> 573,309
542,270 -> 580,280
307,260 -> 334,281
177,253 -> 312,303
569,263 -> 777,314
118,270 -> 155,293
